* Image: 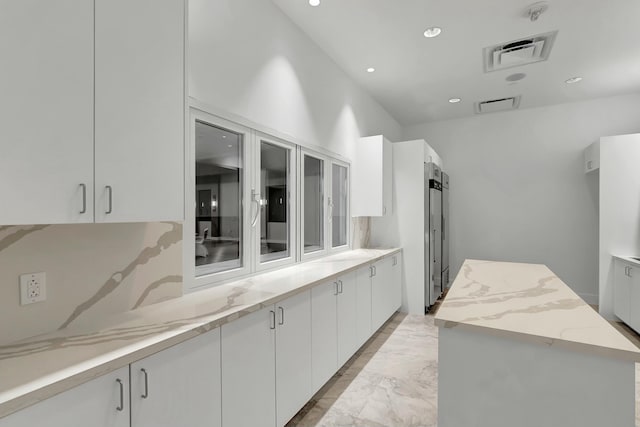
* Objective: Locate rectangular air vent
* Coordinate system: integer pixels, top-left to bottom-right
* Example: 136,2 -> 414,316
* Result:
483,31 -> 557,72
474,96 -> 521,114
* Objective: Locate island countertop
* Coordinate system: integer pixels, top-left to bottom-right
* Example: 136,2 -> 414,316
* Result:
434,259 -> 640,363
0,248 -> 400,419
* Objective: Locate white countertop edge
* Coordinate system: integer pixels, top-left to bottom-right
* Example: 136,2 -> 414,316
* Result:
435,311 -> 640,364
0,247 -> 401,419
612,255 -> 640,266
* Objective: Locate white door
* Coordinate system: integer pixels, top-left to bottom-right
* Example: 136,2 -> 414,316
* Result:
311,280 -> 338,393
372,257 -> 394,331
95,0 -> 184,223
0,0 -> 94,225
130,329 -> 221,427
275,290 -> 312,426
337,271 -> 358,367
614,261 -> 632,324
221,305 -> 276,427
391,253 -> 403,312
0,367 -> 129,427
355,265 -> 373,347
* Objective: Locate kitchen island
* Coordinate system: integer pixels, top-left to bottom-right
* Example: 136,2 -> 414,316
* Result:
435,259 -> 640,427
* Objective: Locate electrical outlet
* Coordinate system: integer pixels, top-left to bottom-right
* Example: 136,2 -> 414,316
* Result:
20,272 -> 46,305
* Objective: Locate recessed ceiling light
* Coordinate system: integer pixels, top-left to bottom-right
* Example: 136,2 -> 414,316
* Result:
367,67 -> 375,73
423,27 -> 442,38
227,144 -> 233,148
565,76 -> 583,84
222,135 -> 226,138
448,98 -> 461,103
309,0 -> 320,6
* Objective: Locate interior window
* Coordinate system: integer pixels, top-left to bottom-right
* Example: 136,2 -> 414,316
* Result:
332,164 -> 348,247
195,120 -> 243,275
303,154 -> 324,253
259,141 -> 290,262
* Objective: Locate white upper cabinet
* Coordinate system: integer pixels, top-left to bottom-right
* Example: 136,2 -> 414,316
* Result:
95,0 -> 185,222
0,0 -> 94,225
0,0 -> 184,226
352,135 -> 393,217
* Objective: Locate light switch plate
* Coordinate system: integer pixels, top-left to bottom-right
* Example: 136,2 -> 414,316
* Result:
20,272 -> 46,305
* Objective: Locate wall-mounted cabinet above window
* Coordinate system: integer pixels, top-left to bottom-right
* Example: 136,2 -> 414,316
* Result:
352,135 -> 392,217
186,109 -> 350,291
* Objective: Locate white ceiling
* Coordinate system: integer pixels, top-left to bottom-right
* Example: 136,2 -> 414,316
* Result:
273,0 -> 640,125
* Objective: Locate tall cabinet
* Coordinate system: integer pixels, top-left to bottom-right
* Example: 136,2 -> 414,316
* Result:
0,0 -> 185,225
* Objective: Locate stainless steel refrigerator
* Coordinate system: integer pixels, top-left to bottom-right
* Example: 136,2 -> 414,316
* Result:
425,162 -> 442,311
441,172 -> 450,289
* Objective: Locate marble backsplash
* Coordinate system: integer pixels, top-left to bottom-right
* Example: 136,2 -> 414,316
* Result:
0,223 -> 182,345
351,217 -> 371,249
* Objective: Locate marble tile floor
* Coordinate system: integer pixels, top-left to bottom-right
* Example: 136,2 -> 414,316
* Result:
287,310 -> 640,427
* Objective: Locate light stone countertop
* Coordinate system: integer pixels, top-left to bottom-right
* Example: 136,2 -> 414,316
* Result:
0,248 -> 400,419
612,254 -> 640,266
435,259 -> 640,363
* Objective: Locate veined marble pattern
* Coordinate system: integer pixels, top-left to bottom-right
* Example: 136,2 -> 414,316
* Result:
435,259 -> 640,362
0,248 -> 399,418
0,222 -> 183,344
290,312 -> 640,427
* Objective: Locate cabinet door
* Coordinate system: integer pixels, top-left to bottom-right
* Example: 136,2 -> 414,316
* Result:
382,137 -> 393,216
614,261 -> 632,324
0,0 -> 94,225
353,136 -> 392,217
391,253 -> 403,312
355,265 -> 373,346
221,305 -> 276,427
275,290 -> 312,426
130,329 -> 221,427
95,0 -> 184,223
372,257 -> 394,331
628,265 -> 640,333
337,271 -> 358,367
311,280 -> 338,393
0,367 -> 129,427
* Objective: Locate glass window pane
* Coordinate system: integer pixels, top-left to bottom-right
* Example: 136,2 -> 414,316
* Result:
260,141 -> 290,262
195,121 -> 243,275
304,155 -> 324,253
332,164 -> 348,247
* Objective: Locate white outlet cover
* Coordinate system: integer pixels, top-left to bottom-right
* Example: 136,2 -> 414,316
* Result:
19,272 -> 47,305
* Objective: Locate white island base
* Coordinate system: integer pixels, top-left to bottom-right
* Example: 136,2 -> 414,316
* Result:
436,259 -> 640,427
438,326 -> 634,427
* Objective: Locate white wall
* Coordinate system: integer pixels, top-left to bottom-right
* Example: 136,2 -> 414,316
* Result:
600,134 -> 640,317
188,0 -> 403,162
404,93 -> 640,304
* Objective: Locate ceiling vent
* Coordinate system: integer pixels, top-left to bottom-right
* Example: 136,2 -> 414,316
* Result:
474,96 -> 521,114
483,31 -> 557,72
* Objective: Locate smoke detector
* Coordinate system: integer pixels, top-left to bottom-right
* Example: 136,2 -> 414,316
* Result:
483,31 -> 557,72
525,2 -> 549,21
474,96 -> 522,114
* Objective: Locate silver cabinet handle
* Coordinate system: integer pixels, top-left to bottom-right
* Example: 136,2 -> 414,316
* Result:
373,265 -> 377,277
383,205 -> 387,215
625,266 -> 629,276
369,266 -> 373,278
79,183 -> 87,214
116,379 -> 124,411
278,306 -> 284,325
141,368 -> 149,399
629,267 -> 633,278
105,185 -> 113,214
269,310 -> 276,329
338,280 -> 343,294
334,282 -> 339,295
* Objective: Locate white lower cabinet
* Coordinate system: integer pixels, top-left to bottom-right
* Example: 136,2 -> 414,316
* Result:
356,264 -> 373,347
221,290 -> 312,427
614,260 -> 632,324
391,253 -> 402,311
336,271 -> 358,367
372,256 -> 395,332
130,329 -> 221,427
275,291 -> 312,427
311,280 -> 339,392
0,367 -> 129,427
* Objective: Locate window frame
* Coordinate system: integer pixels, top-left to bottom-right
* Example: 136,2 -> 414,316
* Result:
253,132 -> 298,273
185,109 -> 253,291
328,159 -> 351,253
